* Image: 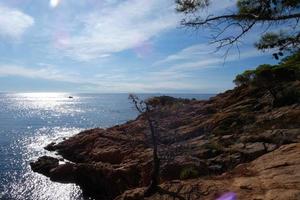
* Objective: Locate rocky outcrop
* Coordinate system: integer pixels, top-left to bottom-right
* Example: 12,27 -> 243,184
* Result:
116,143 -> 300,200
30,82 -> 300,199
30,156 -> 59,177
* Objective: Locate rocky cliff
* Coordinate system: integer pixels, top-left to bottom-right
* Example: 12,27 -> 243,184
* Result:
30,76 -> 300,199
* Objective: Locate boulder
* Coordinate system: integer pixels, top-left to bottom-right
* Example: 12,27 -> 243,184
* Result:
30,156 -> 59,176
44,142 -> 56,151
242,142 -> 266,159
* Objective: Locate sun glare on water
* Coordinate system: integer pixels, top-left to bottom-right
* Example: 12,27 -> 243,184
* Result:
50,0 -> 61,8
11,92 -> 81,114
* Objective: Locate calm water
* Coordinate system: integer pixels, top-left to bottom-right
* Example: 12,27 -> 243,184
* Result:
0,93 -> 213,200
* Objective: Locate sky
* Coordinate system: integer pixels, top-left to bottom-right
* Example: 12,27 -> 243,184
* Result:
0,0 -> 278,93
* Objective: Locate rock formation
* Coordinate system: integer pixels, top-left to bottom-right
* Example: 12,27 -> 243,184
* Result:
31,79 -> 300,199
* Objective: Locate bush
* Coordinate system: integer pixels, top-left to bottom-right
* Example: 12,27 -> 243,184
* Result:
204,141 -> 225,152
180,166 -> 199,180
274,86 -> 300,107
233,70 -> 255,86
146,96 -> 190,107
234,51 -> 300,87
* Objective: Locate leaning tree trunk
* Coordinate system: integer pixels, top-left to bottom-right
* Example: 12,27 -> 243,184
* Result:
128,94 -> 161,197
144,112 -> 160,197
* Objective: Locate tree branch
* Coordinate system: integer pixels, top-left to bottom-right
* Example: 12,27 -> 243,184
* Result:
183,13 -> 300,26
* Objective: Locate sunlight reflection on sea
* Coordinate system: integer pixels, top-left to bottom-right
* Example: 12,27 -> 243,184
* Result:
0,92 -> 142,199
2,127 -> 84,200
0,92 -> 212,199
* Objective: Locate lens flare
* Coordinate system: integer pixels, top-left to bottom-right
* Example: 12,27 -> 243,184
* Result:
217,192 -> 237,200
50,0 -> 61,8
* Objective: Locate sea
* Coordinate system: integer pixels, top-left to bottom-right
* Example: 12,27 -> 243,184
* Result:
0,93 -> 213,200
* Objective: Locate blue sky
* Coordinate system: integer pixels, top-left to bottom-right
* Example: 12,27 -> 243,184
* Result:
0,0 -> 278,93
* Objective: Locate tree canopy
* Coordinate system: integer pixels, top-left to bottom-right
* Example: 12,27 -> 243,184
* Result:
176,0 -> 300,58
234,51 -> 300,86
233,51 -> 300,106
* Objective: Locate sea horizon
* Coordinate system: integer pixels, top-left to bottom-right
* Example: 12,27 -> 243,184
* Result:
0,93 -> 214,199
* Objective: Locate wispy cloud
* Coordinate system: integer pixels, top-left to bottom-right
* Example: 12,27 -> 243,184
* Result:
154,42 -> 265,72
54,0 -> 178,61
153,44 -> 215,66
0,5 -> 34,38
47,0 -> 236,61
169,49 -> 263,71
0,0 -> 274,93
0,65 -> 80,83
148,42 -> 268,92
0,64 -> 201,93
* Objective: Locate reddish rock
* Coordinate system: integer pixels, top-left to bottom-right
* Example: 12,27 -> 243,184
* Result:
30,156 -> 59,176
30,82 -> 300,199
116,143 -> 300,200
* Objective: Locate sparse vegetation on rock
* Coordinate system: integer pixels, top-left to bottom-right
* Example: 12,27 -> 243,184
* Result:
31,54 -> 300,199
234,51 -> 300,107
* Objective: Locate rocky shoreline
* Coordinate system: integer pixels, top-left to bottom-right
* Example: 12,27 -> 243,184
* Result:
30,82 -> 300,199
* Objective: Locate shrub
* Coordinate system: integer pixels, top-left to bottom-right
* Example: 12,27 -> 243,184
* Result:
274,86 -> 300,107
233,70 -> 255,86
146,96 -> 190,107
205,141 -> 225,152
180,166 -> 199,180
234,51 -> 300,88
233,52 -> 300,107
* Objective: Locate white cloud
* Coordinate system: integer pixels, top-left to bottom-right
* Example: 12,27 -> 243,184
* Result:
59,0 -> 236,61
0,64 -> 201,93
146,43 -> 267,92
154,44 -> 215,66
55,0 -> 178,61
0,5 -> 34,38
89,77 -> 200,93
0,59 -> 236,93
170,49 -> 262,71
154,41 -> 266,73
0,65 -> 80,83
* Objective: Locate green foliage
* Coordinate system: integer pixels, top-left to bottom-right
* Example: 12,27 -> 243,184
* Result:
237,0 -> 263,15
204,141 -> 225,152
233,70 -> 254,86
235,72 -> 249,86
281,51 -> 300,67
176,0 -> 300,56
146,96 -> 190,107
236,0 -> 300,56
274,87 -> 300,107
237,0 -> 300,16
234,52 -> 300,106
179,166 -> 199,180
234,52 -> 300,86
176,0 -> 209,13
256,32 -> 300,59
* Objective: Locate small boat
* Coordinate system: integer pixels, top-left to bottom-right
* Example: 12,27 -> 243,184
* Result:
68,96 -> 73,99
